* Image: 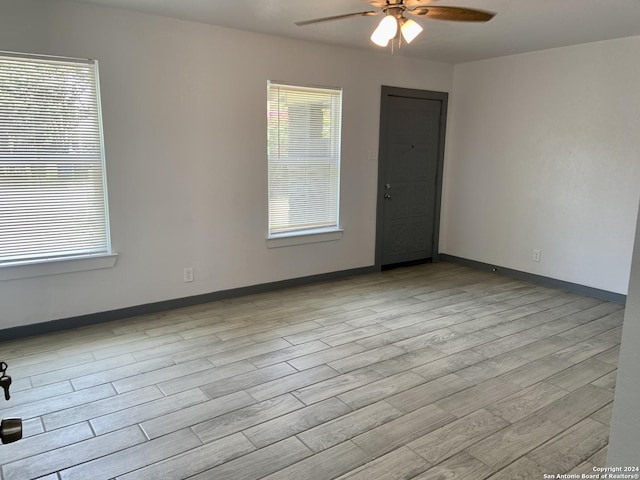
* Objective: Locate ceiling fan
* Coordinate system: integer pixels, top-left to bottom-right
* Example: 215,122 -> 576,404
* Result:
295,1 -> 495,48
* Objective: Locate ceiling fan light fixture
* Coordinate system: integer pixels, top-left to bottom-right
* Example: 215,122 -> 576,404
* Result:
296,2 -> 495,50
400,18 -> 423,44
371,14 -> 398,47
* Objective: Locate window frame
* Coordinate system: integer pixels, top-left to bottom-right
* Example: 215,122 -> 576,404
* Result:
266,81 -> 344,246
0,51 -> 116,279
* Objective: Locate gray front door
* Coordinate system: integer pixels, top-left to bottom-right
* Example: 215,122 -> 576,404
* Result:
376,87 -> 447,267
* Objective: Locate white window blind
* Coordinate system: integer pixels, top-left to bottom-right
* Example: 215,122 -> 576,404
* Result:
267,82 -> 342,236
0,52 -> 111,265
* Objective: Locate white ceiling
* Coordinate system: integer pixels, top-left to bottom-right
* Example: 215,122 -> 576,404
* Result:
68,0 -> 640,63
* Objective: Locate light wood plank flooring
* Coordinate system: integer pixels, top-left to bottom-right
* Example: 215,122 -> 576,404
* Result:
0,262 -> 623,480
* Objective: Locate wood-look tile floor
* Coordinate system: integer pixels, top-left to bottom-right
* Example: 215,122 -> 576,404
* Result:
0,262 -> 623,480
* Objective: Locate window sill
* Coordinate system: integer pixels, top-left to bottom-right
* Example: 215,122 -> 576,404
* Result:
0,253 -> 118,281
266,228 -> 344,248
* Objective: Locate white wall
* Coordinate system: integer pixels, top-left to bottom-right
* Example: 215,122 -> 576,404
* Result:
0,0 -> 453,329
3,0 -> 639,331
441,37 -> 640,294
608,199 -> 640,463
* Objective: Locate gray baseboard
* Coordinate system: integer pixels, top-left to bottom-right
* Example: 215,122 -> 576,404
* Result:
4,257 -> 624,342
1,265 -> 378,342
439,254 -> 626,305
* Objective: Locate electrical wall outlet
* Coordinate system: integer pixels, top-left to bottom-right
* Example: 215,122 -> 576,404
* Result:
183,267 -> 194,283
532,249 -> 541,262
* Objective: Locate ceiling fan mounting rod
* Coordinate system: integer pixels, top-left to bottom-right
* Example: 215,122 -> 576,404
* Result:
382,4 -> 406,18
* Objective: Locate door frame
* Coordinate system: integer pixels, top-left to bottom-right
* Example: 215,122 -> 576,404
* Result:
375,85 -> 448,269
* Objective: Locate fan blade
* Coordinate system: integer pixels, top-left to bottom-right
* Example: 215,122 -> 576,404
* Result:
295,11 -> 380,26
409,6 -> 495,22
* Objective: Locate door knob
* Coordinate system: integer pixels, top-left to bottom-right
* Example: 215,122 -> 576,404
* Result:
384,193 -> 392,199
1,418 -> 22,444
1,362 -> 22,446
